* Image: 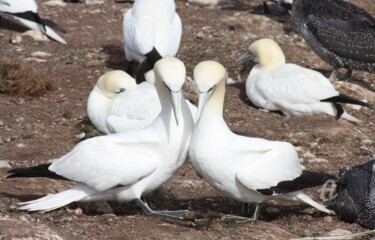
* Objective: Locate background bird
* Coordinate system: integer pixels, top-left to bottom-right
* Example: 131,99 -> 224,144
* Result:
330,159 -> 375,229
189,60 -> 334,222
287,0 -> 375,80
122,0 -> 182,81
8,57 -> 195,219
236,38 -> 372,122
0,0 -> 67,44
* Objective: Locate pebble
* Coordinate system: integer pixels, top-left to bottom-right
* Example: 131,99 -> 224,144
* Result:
22,30 -> 49,42
324,216 -> 332,223
10,34 -> 22,44
102,213 -> 117,219
73,208 -> 83,216
16,143 -> 26,148
0,160 -> 11,169
31,51 -> 52,58
44,0 -> 66,7
308,158 -> 329,163
327,229 -> 352,237
188,0 -> 219,7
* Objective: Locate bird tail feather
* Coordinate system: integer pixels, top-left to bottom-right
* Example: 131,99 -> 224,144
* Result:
294,191 -> 335,214
18,184 -> 97,212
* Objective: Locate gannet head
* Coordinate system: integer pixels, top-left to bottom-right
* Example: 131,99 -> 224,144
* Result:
96,70 -> 137,99
236,38 -> 286,70
194,60 -> 227,123
154,57 -> 186,126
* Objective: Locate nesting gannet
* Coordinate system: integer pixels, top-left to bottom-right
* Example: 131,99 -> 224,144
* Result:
14,57 -> 195,219
189,60 -> 334,222
287,0 -> 375,79
331,159 -> 375,229
0,0 -> 67,44
87,70 -> 196,134
122,0 -> 181,79
236,38 -> 372,122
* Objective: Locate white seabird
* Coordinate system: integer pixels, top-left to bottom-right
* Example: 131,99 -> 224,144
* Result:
87,70 -> 197,134
236,38 -> 372,122
18,57 -> 195,219
0,0 -> 67,44
189,60 -> 334,222
122,0 -> 181,80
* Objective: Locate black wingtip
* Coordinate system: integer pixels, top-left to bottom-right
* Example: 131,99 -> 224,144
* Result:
6,163 -> 67,180
321,94 -> 373,109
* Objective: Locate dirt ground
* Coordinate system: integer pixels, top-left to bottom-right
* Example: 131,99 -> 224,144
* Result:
0,0 -> 374,239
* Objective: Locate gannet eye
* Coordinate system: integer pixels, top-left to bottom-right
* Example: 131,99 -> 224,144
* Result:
208,85 -> 215,92
164,82 -> 172,92
117,88 -> 126,94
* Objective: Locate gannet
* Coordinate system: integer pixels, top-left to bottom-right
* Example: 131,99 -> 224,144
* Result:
87,70 -> 196,134
287,0 -> 375,79
331,159 -> 375,229
236,38 -> 372,122
15,57 -> 195,219
122,0 -> 181,79
189,60 -> 334,222
0,0 -> 67,44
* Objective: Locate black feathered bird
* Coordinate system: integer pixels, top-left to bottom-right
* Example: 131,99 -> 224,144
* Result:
331,159 -> 375,229
286,0 -> 375,80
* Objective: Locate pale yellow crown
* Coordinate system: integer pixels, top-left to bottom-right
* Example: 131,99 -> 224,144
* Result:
194,60 -> 227,92
96,70 -> 136,98
249,38 -> 286,70
154,57 -> 186,92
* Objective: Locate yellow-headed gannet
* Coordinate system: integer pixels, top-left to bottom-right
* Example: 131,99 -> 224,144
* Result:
189,60 -> 334,222
236,38 -> 372,122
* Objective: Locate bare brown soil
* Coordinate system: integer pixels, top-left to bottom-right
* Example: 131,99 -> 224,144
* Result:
0,0 -> 374,239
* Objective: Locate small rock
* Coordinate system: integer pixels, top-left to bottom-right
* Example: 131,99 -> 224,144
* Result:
22,57 -> 47,63
10,34 -> 22,44
324,216 -> 332,223
102,213 -> 117,219
76,132 -> 86,139
22,30 -> 49,42
196,32 -> 205,39
16,143 -> 26,148
226,77 -> 236,85
73,208 -> 83,215
265,207 -> 280,215
327,229 -> 352,237
31,51 -> 52,58
188,0 -> 220,7
308,158 -> 329,163
18,215 -> 30,222
302,151 -> 316,159
0,160 -> 11,169
44,0 -> 66,7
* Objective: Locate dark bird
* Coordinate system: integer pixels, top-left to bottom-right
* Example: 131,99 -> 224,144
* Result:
331,159 -> 375,229
285,0 -> 375,80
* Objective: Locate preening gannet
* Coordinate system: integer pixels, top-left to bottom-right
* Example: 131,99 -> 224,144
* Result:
0,0 -> 67,44
189,60 -> 334,222
236,38 -> 372,122
13,57 -> 195,219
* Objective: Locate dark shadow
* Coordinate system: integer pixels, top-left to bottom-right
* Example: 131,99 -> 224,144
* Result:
101,44 -> 133,72
0,16 -> 29,33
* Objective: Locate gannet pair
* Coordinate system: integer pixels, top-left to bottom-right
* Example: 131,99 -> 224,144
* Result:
12,57 -> 195,219
189,60 -> 334,222
332,159 -> 375,229
122,0 -> 181,80
236,38 -> 372,122
87,70 -> 196,134
287,0 -> 375,79
0,0 -> 67,44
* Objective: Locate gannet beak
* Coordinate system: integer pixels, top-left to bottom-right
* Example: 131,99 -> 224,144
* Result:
235,51 -> 255,65
169,90 -> 181,126
196,91 -> 210,123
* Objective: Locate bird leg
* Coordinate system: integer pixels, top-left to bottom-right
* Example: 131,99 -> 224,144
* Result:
222,203 -> 261,223
135,198 -> 188,220
241,203 -> 250,216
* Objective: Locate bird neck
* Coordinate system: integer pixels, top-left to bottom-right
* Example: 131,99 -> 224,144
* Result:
202,80 -> 225,121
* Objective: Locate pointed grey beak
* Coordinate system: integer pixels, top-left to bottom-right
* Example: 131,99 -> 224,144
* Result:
196,91 -> 211,124
169,90 -> 181,126
235,51 -> 255,65
0,0 -> 9,6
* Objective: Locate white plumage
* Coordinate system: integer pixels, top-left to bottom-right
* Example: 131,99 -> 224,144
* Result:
123,0 -> 181,63
0,0 -> 67,44
19,57 -> 195,219
236,38 -> 368,122
87,70 -> 196,134
189,60 -> 333,221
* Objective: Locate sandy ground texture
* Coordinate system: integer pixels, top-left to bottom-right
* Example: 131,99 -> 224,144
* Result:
0,0 -> 375,239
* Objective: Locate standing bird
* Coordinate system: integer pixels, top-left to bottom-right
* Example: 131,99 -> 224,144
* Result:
11,57 -> 195,219
331,159 -> 375,229
236,38 -> 372,122
122,0 -> 182,80
189,60 -> 334,222
287,0 -> 375,80
0,0 -> 67,44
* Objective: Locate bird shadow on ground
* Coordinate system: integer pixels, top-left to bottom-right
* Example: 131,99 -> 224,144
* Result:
101,44 -> 132,72
0,17 -> 29,33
